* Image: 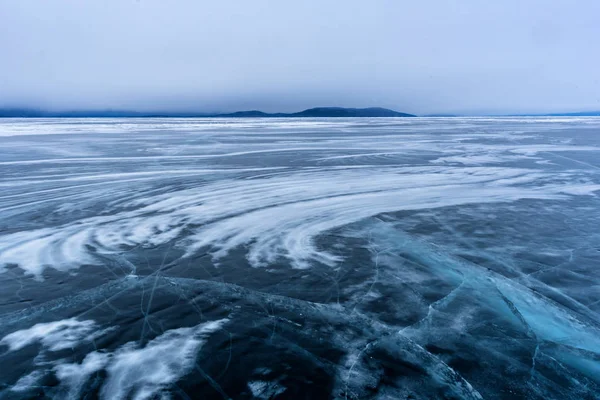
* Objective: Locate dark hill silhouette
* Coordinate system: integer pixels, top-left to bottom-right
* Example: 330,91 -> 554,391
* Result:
290,107 -> 414,117
198,107 -> 416,118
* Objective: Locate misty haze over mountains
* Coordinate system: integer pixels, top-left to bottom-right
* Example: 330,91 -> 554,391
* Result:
1,106 -> 599,118
0,107 -> 416,118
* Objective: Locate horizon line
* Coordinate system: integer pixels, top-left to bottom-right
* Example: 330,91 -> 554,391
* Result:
1,106 -> 599,118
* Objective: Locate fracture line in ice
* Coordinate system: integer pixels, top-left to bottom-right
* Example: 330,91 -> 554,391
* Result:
364,222 -> 600,380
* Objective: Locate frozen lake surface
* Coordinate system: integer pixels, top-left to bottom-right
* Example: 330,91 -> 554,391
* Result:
1,117 -> 600,399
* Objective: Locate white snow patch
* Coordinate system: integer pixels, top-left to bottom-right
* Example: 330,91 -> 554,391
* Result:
52,319 -> 229,400
0,318 -> 109,352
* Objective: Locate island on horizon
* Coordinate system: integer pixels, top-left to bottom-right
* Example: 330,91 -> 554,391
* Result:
0,107 -> 416,118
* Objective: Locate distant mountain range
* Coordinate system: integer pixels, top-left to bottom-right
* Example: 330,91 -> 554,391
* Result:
2,107 -> 599,118
0,107 -> 416,118
224,107 -> 416,118
535,111 -> 600,117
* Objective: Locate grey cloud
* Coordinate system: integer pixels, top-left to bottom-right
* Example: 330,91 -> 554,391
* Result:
0,0 -> 599,114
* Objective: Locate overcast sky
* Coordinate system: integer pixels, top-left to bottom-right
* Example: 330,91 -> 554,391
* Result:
1,0 -> 599,115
